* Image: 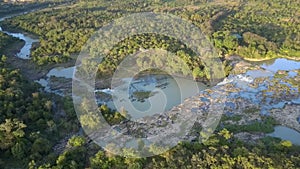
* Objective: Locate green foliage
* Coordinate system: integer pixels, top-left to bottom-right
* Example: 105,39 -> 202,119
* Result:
222,117 -> 277,133
0,0 -> 66,18
79,112 -> 100,130
281,140 -> 293,148
55,146 -> 87,169
213,0 -> 300,59
94,33 -> 208,80
221,114 -> 242,122
0,119 -> 26,150
0,32 -> 21,54
67,136 -> 86,147
90,151 -> 111,169
0,1 -> 235,80
0,54 -> 78,167
218,128 -> 232,140
86,130 -> 300,169
0,1 -> 299,168
99,105 -> 127,125
192,67 -> 205,80
11,141 -> 26,160
31,138 -> 52,156
212,31 -> 239,54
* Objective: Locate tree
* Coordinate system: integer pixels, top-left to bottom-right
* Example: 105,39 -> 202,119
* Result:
280,140 -> 292,148
31,138 -> 52,156
79,112 -> 101,130
90,151 -> 112,169
192,67 -> 204,80
67,136 -> 86,147
11,141 -> 26,160
218,128 -> 232,140
0,118 -> 26,150
56,147 -> 87,169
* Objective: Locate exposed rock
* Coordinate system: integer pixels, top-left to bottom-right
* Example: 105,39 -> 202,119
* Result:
270,105 -> 300,132
39,57 -> 300,147
234,132 -> 266,143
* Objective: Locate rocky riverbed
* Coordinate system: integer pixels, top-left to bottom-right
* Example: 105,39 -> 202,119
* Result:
86,57 -> 300,149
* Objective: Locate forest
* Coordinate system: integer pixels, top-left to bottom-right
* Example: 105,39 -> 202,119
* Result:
0,60 -> 299,168
1,0 -> 299,63
0,51 -> 299,168
0,0 -> 298,81
0,35 -> 299,168
0,32 -> 20,52
0,0 -> 300,168
0,0 -> 74,18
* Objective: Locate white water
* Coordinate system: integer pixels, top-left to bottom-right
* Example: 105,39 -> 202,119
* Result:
97,75 -> 207,119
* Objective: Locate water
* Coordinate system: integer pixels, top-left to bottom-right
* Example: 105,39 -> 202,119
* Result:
217,74 -> 253,86
96,75 -> 207,119
246,70 -> 273,78
261,58 -> 300,72
95,88 -> 114,95
220,58 -> 300,119
288,71 -> 298,78
35,66 -> 75,96
292,98 -> 300,104
267,126 -> 300,145
0,15 -> 38,59
245,59 -> 300,145
47,66 -> 75,78
35,57 -> 300,120
35,78 -> 49,89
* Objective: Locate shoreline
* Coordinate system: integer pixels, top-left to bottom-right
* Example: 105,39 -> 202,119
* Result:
0,9 -> 76,81
237,55 -> 300,62
4,39 -> 24,56
0,24 -> 40,40
2,34 -> 75,81
6,54 -> 76,81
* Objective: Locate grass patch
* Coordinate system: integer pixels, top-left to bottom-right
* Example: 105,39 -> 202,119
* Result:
221,117 -> 277,133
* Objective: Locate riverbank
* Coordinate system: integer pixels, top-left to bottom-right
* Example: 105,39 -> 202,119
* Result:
89,57 -> 300,147
2,36 -> 75,81
2,38 -> 25,57
0,25 -> 40,40
0,0 -> 75,18
230,54 -> 300,62
7,57 -> 75,81
1,5 -> 299,147
0,13 -> 76,81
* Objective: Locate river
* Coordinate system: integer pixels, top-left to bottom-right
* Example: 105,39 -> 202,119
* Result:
1,11 -> 300,145
267,126 -> 300,145
0,12 -> 38,59
96,75 -> 208,119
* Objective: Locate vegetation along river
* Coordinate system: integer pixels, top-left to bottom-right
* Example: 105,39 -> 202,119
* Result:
1,12 -> 300,145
